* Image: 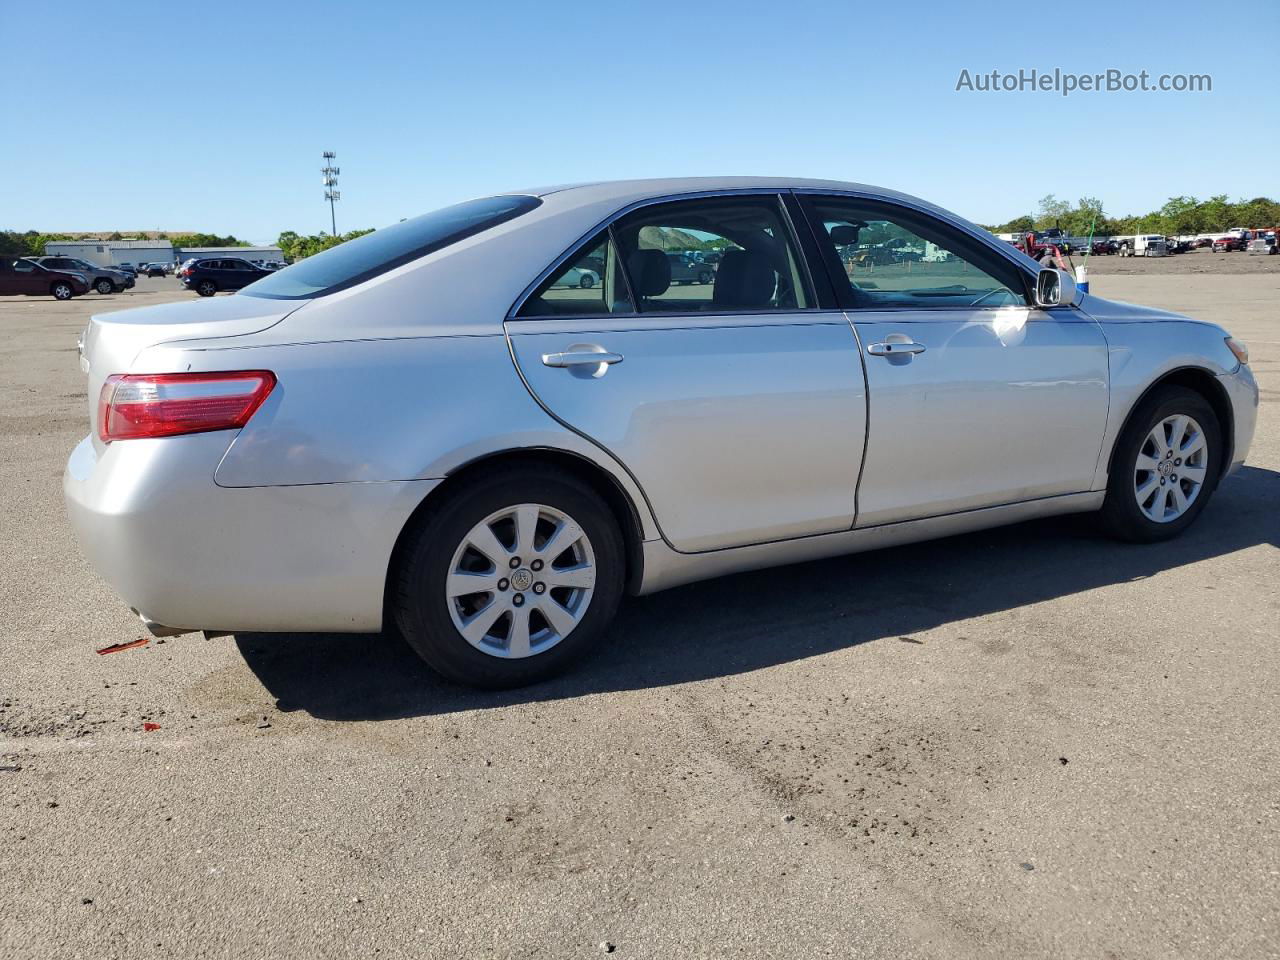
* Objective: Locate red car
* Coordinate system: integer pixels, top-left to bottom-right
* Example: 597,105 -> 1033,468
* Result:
1213,236 -> 1245,252
0,256 -> 91,300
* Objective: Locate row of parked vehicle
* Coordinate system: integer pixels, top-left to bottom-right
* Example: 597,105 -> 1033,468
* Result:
1009,228 -> 1278,260
0,255 -> 134,299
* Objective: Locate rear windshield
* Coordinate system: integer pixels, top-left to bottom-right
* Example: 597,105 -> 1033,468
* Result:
240,194 -> 541,300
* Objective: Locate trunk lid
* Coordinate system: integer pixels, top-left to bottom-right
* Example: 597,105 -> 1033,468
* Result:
81,294 -> 308,450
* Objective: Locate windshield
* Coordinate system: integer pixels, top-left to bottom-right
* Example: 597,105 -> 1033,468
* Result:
241,194 -> 541,300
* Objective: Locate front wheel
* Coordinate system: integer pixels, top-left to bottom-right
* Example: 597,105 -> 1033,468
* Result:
392,468 -> 625,688
196,280 -> 216,297
1099,385 -> 1222,542
94,278 -> 114,295
698,270 -> 713,285
51,282 -> 74,300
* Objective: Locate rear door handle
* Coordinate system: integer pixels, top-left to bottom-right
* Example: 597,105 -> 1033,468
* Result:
542,350 -> 624,368
867,340 -> 926,357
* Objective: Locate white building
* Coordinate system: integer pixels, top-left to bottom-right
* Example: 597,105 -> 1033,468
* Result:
45,239 -> 175,268
177,245 -> 283,264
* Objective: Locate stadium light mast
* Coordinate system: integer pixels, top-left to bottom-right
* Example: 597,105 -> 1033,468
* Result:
322,151 -> 340,236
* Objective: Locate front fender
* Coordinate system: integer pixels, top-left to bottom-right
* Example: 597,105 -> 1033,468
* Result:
1091,319 -> 1241,489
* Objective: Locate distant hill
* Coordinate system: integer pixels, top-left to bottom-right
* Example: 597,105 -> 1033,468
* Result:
638,226 -> 727,251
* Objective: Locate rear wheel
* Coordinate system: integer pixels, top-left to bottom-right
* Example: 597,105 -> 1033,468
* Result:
51,282 -> 74,300
196,280 -> 217,297
1099,385 -> 1222,542
393,468 -> 625,688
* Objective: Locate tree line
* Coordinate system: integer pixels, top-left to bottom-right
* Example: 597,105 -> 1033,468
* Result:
983,194 -> 1280,238
275,229 -> 374,262
0,230 -> 251,257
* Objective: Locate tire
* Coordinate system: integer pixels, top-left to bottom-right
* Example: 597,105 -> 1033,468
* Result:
196,280 -> 217,297
51,282 -> 74,300
579,274 -> 595,289
94,278 -> 114,295
1099,385 -> 1222,543
393,468 -> 625,688
698,270 -> 713,285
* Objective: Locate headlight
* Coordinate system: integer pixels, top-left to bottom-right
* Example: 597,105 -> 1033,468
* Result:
1225,336 -> 1249,365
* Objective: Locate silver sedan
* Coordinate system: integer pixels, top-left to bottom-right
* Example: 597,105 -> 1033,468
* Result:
64,178 -> 1258,687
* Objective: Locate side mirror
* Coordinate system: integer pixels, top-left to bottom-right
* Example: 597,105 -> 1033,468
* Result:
1034,267 -> 1076,308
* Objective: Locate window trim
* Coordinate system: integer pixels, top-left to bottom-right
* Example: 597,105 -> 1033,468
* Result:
508,189 -> 822,322
793,191 -> 1039,311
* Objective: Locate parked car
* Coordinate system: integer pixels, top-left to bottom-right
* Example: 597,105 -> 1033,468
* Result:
31,256 -> 132,294
0,257 -> 89,299
113,264 -> 138,280
1213,236 -> 1245,252
178,257 -> 274,296
666,252 -> 716,285
143,263 -> 167,277
549,266 -> 599,289
1091,239 -> 1117,255
64,178 -> 1258,688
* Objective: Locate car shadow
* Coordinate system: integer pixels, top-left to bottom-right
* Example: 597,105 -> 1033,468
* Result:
236,465 -> 1280,721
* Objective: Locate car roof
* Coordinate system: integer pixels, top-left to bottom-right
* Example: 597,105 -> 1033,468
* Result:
512,177 -> 986,243
522,176 -> 935,209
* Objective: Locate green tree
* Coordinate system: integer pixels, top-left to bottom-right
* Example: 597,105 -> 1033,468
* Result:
1035,194 -> 1072,230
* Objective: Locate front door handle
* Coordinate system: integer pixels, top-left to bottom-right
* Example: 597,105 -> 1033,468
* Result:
867,340 -> 926,357
542,350 -> 624,368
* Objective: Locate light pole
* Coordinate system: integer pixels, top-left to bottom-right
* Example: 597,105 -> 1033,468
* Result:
322,151 -> 340,236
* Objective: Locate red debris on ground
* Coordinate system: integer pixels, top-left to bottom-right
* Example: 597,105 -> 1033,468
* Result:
142,722 -> 161,732
95,638 -> 150,655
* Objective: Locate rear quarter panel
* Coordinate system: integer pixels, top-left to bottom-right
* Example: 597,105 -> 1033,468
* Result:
135,333 -> 660,540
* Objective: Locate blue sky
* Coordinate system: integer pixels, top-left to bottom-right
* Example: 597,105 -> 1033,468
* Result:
4,0 -> 1276,242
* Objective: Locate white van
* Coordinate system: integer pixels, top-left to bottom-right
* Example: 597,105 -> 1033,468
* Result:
1117,235 -> 1167,257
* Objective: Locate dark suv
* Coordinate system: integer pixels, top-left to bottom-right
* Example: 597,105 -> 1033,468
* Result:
32,256 -> 133,294
0,257 -> 91,300
665,253 -> 716,286
179,257 -> 274,296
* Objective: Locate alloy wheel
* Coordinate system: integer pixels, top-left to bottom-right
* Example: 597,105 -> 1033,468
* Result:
446,503 -> 596,659
1133,414 -> 1208,523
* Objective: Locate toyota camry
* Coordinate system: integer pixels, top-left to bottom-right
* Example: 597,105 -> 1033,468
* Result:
65,178 -> 1258,687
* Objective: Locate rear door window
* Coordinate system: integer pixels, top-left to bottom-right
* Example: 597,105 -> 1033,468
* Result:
609,195 -> 811,313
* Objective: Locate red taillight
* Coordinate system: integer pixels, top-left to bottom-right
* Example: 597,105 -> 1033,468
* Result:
98,371 -> 276,443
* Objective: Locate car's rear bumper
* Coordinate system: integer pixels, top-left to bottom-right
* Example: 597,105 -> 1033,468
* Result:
64,434 -> 439,634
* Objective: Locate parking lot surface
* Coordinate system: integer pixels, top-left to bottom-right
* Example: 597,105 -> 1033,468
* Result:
2,271 -> 1278,959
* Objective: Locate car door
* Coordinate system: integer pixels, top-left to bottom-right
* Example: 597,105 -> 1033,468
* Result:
0,259 -> 19,295
221,260 -> 247,289
799,194 -> 1110,527
507,193 -> 867,553
11,259 -> 46,295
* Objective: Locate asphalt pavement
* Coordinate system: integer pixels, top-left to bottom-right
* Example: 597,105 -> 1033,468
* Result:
1,271 -> 1277,960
